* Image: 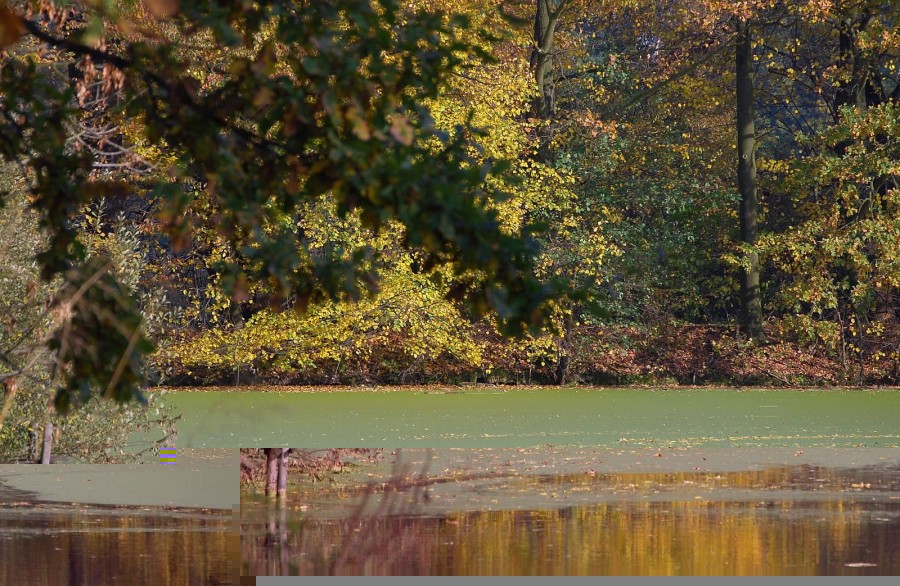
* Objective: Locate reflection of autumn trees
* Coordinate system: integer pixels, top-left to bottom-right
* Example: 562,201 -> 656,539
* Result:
244,499 -> 898,575
530,464 -> 898,494
241,465 -> 900,575
0,507 -> 234,585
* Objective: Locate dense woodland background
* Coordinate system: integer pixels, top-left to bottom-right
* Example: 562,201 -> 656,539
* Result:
0,1 -> 899,458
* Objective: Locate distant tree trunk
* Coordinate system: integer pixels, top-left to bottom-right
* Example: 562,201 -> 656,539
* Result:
0,377 -> 17,429
40,422 -> 53,464
735,18 -> 764,341
875,289 -> 895,323
30,426 -> 40,461
834,9 -> 877,121
532,0 -> 555,120
231,302 -> 245,385
555,303 -> 574,385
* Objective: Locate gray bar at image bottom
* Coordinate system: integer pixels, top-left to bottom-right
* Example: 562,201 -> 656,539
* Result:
255,578 -> 900,586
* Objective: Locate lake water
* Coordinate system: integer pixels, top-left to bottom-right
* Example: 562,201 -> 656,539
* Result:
151,388 -> 900,448
240,448 -> 900,575
0,449 -> 238,585
0,501 -> 237,585
130,387 -> 900,576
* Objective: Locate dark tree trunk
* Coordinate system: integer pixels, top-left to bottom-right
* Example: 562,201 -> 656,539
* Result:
555,304 -> 574,385
532,0 -> 565,162
875,288 -> 895,323
231,302 -> 245,385
532,0 -> 554,120
834,9 -> 877,120
736,18 -> 764,341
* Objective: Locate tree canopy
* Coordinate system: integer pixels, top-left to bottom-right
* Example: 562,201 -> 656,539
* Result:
1,0 -> 559,414
0,0 -> 898,447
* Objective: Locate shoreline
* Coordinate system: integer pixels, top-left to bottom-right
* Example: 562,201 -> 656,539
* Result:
0,488 -> 233,517
244,446 -> 900,483
151,383 -> 900,393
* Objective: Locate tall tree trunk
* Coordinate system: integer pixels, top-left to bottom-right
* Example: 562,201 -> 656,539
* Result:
0,377 -> 17,430
735,18 -> 764,341
231,302 -> 245,385
834,9 -> 877,121
875,289 -> 895,323
531,0 -> 564,162
40,422 -> 53,464
532,0 -> 554,120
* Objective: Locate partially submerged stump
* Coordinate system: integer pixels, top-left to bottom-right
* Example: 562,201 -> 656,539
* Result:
263,448 -> 292,499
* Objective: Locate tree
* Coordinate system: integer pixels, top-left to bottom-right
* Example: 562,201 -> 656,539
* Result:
0,166 -> 178,462
755,1 -> 899,379
0,0 -> 555,412
264,448 -> 288,499
735,17 -> 765,340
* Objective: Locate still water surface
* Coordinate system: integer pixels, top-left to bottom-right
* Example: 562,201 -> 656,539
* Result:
0,498 -> 236,585
155,388 -> 900,448
241,451 -> 900,575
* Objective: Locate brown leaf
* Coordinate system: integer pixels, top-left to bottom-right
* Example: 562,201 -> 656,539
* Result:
233,276 -> 251,303
347,108 -> 371,141
142,0 -> 180,19
253,87 -> 274,108
0,2 -> 24,49
389,114 -> 414,146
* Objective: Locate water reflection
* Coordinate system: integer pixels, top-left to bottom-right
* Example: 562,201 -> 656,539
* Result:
0,503 -> 237,585
241,465 -> 900,575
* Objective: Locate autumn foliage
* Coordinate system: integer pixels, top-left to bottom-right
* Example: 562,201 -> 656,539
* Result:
1,0 -> 899,405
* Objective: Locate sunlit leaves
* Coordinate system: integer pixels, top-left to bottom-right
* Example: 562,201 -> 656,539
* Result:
158,257 -> 485,380
760,103 -> 900,316
0,0 -> 565,408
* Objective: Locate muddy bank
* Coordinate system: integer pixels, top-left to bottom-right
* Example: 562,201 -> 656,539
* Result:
0,449 -> 237,509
